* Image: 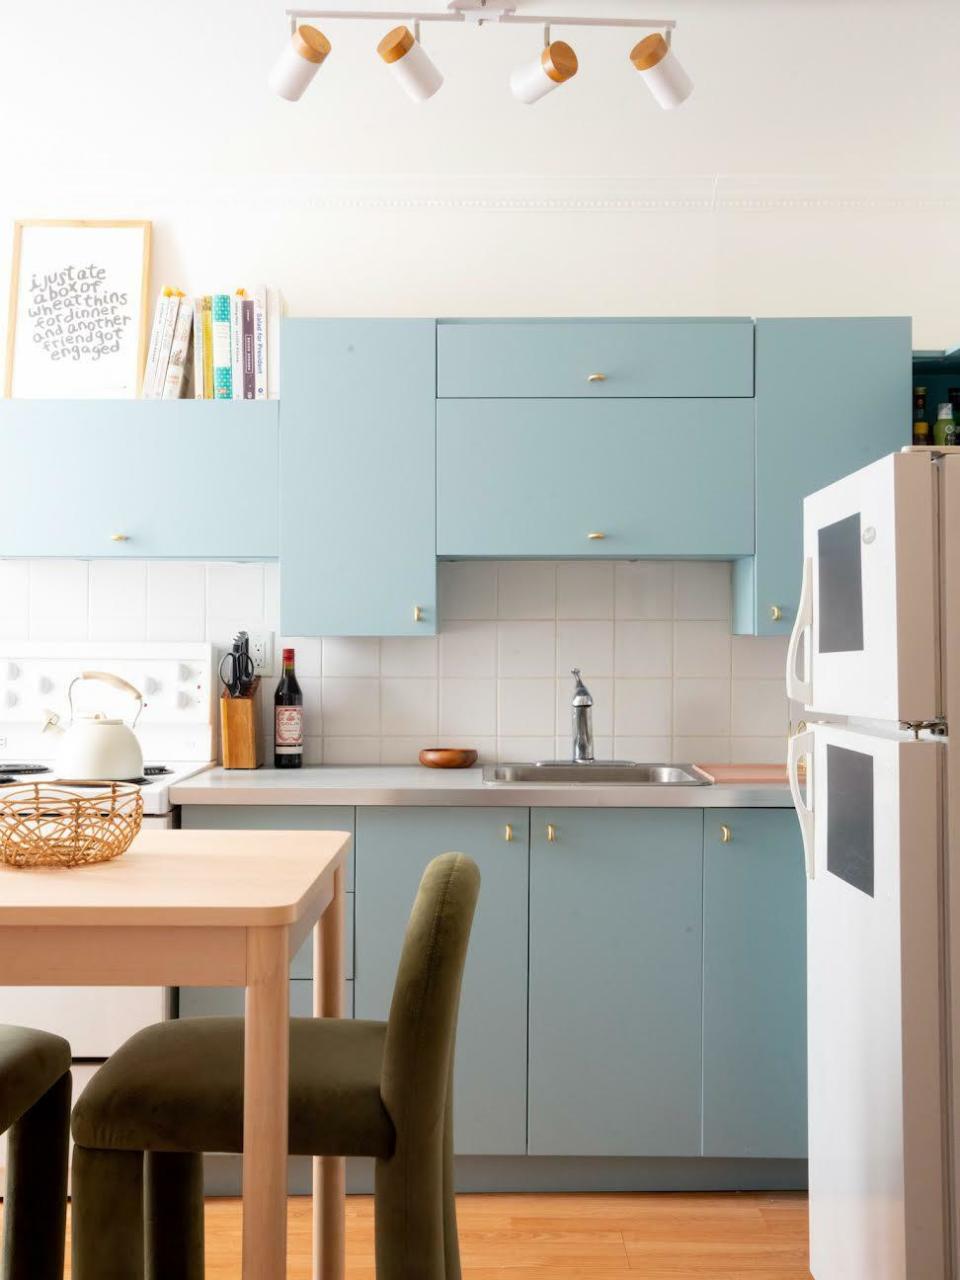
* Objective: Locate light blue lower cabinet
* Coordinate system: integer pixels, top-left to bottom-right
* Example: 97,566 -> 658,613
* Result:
178,979 -> 354,1020
353,807 -> 529,1156
701,810 -> 807,1158
528,809 -> 705,1157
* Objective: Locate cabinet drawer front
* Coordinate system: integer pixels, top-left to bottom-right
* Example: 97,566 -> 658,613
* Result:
180,804 -> 355,890
438,399 -> 754,558
0,400 -> 278,558
437,320 -> 754,399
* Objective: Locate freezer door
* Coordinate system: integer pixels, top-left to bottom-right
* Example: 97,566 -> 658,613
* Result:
802,723 -> 947,1280
787,451 -> 939,721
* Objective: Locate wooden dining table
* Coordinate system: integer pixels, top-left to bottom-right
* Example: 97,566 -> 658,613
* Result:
0,827 -> 351,1280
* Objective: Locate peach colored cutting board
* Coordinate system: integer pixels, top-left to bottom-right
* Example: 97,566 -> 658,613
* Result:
697,764 -> 789,785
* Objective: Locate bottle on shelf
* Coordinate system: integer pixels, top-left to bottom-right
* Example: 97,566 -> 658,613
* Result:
913,386 -> 929,445
935,402 -> 957,448
274,647 -> 304,769
949,387 -> 960,427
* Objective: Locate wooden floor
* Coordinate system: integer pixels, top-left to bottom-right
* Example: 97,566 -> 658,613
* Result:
55,1191 -> 812,1278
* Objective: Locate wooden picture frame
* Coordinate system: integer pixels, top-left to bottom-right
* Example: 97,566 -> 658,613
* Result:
5,219 -> 152,398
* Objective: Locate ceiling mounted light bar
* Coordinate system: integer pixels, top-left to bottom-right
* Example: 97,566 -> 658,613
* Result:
284,6 -> 677,35
273,3 -> 689,110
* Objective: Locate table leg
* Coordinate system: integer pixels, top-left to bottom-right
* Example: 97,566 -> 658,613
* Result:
243,925 -> 290,1280
313,864 -> 346,1280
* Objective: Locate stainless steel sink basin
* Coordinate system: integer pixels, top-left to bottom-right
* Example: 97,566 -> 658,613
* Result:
482,761 -> 712,785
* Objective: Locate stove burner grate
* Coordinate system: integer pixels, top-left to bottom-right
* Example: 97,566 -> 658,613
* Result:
0,764 -> 51,774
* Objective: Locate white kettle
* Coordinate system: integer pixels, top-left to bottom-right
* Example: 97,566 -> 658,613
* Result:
43,672 -> 145,781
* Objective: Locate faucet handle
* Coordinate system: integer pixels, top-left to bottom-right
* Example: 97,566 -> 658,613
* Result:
571,668 -> 593,706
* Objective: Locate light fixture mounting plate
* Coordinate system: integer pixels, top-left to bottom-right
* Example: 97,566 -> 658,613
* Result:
447,0 -> 517,18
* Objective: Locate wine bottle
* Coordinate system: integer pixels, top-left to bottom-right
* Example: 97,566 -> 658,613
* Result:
274,648 -> 303,769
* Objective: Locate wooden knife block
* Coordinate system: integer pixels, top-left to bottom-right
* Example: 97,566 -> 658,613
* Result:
220,678 -> 264,769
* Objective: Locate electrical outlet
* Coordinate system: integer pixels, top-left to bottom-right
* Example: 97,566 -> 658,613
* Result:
0,737 -> 7,751
248,631 -> 275,679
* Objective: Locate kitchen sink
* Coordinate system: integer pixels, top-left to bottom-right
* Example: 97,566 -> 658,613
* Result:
482,762 -> 712,785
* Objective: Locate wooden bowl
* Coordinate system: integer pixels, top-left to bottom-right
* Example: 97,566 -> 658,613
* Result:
419,748 -> 478,770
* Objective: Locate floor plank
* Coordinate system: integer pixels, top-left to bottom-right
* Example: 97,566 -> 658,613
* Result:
36,1191 -> 814,1279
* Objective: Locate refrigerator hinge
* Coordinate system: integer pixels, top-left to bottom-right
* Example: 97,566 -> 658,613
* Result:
900,718 -> 948,738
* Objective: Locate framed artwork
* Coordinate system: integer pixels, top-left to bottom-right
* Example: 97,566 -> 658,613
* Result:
5,219 -> 152,398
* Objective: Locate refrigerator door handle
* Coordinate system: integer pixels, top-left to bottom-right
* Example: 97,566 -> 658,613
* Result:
788,728 -> 816,879
786,556 -> 814,704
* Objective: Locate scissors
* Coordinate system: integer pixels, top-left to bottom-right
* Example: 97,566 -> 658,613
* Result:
219,632 -> 255,698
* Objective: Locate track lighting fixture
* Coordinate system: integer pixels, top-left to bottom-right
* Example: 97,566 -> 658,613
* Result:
629,32 -> 692,110
510,39 -> 578,105
378,25 -> 444,101
274,7 -> 691,113
269,24 -> 331,101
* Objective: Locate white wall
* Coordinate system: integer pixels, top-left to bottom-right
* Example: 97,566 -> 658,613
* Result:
0,558 -> 789,765
1,0 -> 959,354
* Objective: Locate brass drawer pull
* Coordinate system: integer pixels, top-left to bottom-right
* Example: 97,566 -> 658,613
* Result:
546,823 -> 557,843
587,372 -> 607,383
110,533 -> 130,543
587,531 -> 606,541
770,605 -> 783,622
504,824 -> 514,843
413,605 -> 424,623
720,824 -> 732,844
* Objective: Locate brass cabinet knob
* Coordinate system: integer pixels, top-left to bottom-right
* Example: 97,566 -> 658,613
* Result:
504,824 -> 514,843
546,823 -> 557,843
587,531 -> 606,541
770,605 -> 783,622
587,373 -> 607,383
413,605 -> 424,623
720,824 -> 732,844
110,533 -> 130,542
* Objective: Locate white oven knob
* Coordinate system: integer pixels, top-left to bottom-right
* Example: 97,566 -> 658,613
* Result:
178,664 -> 193,682
37,676 -> 53,694
4,691 -> 18,708
6,663 -> 20,680
177,691 -> 192,709
144,677 -> 161,695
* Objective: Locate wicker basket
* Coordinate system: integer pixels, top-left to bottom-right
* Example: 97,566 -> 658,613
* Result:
0,782 -> 143,868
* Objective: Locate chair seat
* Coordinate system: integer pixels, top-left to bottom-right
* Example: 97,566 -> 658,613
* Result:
0,1024 -> 71,1136
72,1016 -> 394,1159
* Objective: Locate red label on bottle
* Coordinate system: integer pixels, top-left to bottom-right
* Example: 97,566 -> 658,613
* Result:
275,706 -> 304,753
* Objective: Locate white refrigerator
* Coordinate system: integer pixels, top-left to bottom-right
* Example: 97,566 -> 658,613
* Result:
786,447 -> 959,1279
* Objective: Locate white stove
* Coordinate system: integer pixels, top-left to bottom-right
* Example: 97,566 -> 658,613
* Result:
0,642 -> 216,824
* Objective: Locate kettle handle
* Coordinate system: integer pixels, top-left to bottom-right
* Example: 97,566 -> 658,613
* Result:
68,672 -> 144,728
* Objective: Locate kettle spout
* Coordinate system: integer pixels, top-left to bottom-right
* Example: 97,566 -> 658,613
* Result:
42,709 -> 64,738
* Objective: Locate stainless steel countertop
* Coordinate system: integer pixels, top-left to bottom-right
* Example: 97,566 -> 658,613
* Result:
171,765 -> 793,809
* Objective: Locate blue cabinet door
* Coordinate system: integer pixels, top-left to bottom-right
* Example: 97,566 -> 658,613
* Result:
353,807 -> 529,1156
734,317 -> 911,635
702,809 -> 806,1158
528,809 -> 704,1156
437,399 -> 754,558
279,320 -> 437,636
0,400 -> 278,558
437,319 -> 755,399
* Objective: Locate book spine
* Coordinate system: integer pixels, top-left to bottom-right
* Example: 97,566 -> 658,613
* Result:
266,287 -> 282,399
192,299 -> 205,398
212,294 -> 232,399
252,286 -> 267,400
161,303 -> 194,399
142,291 -> 171,398
242,298 -> 256,400
151,293 -> 182,398
201,297 -> 214,400
231,293 -> 245,400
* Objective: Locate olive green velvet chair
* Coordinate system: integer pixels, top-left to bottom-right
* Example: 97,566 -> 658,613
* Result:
0,1024 -> 72,1280
72,851 -> 481,1280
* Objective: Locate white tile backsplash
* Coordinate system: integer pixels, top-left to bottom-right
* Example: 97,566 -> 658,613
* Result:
0,558 -> 789,765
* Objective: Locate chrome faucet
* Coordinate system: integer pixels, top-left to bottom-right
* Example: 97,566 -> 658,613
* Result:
571,669 -> 594,764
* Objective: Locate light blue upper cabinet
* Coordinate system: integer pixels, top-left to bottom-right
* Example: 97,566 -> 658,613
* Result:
279,320 -> 437,636
437,319 -> 755,398
437,398 -> 754,558
701,810 -> 807,1158
353,807 -> 529,1156
528,809 -> 704,1156
0,400 -> 278,558
733,317 -> 911,635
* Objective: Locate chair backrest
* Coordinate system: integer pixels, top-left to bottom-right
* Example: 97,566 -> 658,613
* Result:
379,853 -> 481,1139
